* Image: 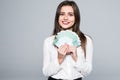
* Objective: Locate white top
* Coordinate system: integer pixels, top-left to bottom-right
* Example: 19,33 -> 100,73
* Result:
42,35 -> 93,80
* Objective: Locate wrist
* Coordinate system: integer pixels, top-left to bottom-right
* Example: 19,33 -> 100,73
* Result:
71,54 -> 78,62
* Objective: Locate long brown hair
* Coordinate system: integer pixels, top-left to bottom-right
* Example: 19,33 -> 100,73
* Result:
53,0 -> 87,57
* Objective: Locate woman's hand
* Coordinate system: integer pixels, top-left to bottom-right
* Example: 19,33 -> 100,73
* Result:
68,45 -> 78,62
58,44 -> 78,64
57,44 -> 69,64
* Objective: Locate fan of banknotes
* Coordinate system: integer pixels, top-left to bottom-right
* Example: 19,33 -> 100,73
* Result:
53,30 -> 81,48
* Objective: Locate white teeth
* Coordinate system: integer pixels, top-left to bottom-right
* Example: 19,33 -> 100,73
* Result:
62,21 -> 69,24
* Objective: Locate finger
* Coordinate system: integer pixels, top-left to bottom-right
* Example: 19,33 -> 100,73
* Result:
64,45 -> 69,53
58,45 -> 68,55
60,45 -> 67,52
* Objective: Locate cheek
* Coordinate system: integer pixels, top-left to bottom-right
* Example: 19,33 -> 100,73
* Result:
58,20 -> 62,27
58,17 -> 63,24
59,15 -> 62,19
73,17 -> 75,22
70,17 -> 75,22
58,18 -> 61,24
58,17 -> 61,22
71,18 -> 75,24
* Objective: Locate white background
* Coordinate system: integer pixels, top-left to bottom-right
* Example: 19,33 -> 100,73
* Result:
0,0 -> 120,80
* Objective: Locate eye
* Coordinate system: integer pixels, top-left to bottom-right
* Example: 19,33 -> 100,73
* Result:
68,13 -> 74,16
59,12 -> 64,16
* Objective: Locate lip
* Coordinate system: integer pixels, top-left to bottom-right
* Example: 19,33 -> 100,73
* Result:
62,21 -> 70,25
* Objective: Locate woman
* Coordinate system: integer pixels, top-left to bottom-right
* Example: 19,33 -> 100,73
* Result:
43,0 -> 93,80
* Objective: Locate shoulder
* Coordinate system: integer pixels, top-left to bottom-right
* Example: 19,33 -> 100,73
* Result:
85,34 -> 93,44
44,35 -> 55,44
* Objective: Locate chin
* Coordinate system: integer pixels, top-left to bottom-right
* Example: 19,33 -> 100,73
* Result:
61,27 -> 73,30
62,26 -> 71,29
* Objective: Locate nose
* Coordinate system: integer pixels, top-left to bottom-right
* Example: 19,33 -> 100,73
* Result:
63,15 -> 68,20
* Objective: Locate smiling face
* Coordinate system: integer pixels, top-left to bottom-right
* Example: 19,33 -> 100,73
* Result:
58,6 -> 75,30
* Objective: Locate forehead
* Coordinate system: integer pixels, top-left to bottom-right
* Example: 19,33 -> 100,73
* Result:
60,6 -> 74,12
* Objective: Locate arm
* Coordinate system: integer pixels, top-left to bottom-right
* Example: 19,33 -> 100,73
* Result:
42,38 -> 62,76
74,36 -> 93,77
